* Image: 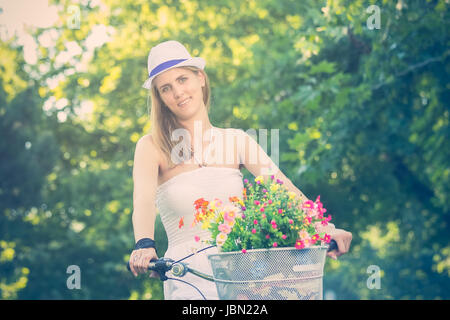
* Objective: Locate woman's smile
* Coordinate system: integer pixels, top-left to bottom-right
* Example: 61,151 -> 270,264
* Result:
177,97 -> 192,108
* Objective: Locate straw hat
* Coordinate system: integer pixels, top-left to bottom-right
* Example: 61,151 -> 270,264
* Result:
142,40 -> 206,89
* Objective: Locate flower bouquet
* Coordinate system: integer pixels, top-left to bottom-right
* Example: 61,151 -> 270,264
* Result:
185,175 -> 333,253
180,175 -> 334,300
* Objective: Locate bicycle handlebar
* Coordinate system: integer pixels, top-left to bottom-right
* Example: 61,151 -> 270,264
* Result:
127,240 -> 338,281
127,258 -> 174,281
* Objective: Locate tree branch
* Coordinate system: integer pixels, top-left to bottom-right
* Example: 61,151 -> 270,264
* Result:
372,49 -> 450,91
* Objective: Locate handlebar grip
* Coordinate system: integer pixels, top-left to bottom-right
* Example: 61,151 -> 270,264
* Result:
327,239 -> 338,252
126,259 -> 158,273
127,258 -> 171,281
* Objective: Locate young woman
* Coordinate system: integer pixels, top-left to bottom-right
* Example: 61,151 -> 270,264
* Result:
128,40 -> 352,299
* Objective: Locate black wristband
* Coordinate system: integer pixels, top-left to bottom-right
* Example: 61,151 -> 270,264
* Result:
134,238 -> 157,252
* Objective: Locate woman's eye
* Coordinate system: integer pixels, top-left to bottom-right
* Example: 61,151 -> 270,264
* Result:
179,77 -> 187,83
161,87 -> 169,93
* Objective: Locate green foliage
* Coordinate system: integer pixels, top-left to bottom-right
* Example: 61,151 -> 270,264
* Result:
191,176 -> 332,252
1,0 -> 448,299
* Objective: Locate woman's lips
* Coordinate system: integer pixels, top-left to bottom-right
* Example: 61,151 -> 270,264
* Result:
178,97 -> 191,107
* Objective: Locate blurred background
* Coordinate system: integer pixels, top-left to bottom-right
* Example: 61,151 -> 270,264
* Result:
0,0 -> 448,299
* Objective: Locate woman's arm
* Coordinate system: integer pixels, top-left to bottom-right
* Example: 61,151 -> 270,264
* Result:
236,129 -> 352,258
129,135 -> 160,276
236,129 -> 309,202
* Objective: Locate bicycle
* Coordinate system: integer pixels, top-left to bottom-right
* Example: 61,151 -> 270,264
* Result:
127,240 -> 337,300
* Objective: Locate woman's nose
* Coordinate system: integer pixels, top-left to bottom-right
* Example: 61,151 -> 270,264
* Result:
172,84 -> 182,99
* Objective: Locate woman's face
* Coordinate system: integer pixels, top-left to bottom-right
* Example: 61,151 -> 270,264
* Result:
154,67 -> 206,120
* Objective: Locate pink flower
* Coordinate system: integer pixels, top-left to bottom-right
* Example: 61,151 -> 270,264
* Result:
303,238 -> 312,248
223,206 -> 238,222
270,219 -> 277,229
302,200 -> 315,210
306,208 -> 319,218
288,219 -> 293,224
260,207 -> 265,212
265,234 -> 270,239
218,223 -> 232,234
268,199 -> 272,204
211,198 -> 223,209
321,215 -> 332,225
295,240 -> 305,250
194,236 -> 200,242
273,242 -> 278,247
216,232 -> 228,246
253,219 -> 258,225
252,228 -> 257,234
261,214 -> 266,219
314,221 -> 324,233
242,249 -> 247,253
278,209 -> 283,214
282,234 -> 287,240
304,216 -> 312,225
324,234 -> 331,244
299,229 -> 309,240
254,200 -> 260,205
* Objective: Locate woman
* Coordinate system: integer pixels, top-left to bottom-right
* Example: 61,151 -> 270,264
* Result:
128,40 -> 352,299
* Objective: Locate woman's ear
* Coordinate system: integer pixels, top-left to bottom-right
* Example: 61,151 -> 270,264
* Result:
197,70 -> 206,88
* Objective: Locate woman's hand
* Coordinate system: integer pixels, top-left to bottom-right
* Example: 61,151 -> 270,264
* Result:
328,229 -> 352,260
129,247 -> 159,278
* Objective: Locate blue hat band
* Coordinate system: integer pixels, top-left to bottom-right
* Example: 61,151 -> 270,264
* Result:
148,58 -> 188,78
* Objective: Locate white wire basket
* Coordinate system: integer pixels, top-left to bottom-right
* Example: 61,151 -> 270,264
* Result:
207,246 -> 328,300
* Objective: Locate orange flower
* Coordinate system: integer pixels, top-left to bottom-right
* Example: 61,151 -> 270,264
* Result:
194,198 -> 209,210
178,216 -> 184,229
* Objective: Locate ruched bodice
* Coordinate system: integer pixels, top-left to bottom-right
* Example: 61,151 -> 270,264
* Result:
156,166 -> 244,248
156,166 -> 244,300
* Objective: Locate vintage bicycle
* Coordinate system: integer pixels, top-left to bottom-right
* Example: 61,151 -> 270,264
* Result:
127,240 -> 337,300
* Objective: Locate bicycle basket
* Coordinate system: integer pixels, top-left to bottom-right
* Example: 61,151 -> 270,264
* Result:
207,246 -> 328,300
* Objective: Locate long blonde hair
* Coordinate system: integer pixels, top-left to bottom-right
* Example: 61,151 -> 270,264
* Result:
148,66 -> 211,168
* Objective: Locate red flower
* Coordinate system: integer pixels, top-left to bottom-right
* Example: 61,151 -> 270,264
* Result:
295,240 -> 305,250
178,216 -> 184,229
194,198 -> 209,210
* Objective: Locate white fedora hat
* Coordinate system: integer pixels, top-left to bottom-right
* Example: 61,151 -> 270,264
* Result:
142,40 -> 206,90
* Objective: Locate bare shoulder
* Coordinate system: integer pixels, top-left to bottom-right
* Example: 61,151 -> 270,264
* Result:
134,134 -> 162,167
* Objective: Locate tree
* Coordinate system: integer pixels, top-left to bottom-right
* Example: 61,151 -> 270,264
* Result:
1,0 -> 448,299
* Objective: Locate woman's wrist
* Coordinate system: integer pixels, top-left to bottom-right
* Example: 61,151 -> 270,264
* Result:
134,238 -> 157,252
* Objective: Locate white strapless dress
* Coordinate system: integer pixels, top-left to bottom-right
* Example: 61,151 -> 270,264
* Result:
156,166 -> 244,300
